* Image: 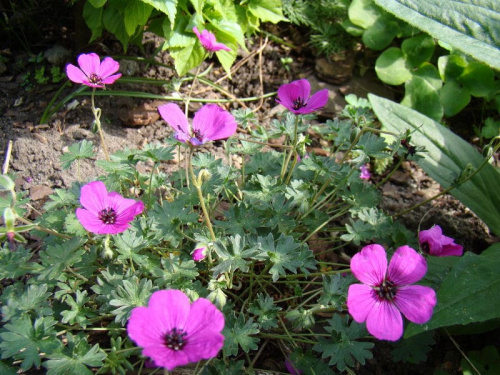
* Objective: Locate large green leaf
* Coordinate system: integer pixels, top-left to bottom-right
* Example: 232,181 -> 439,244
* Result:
405,246 -> 500,338
140,0 -> 178,24
369,94 -> 500,236
373,0 -> 500,70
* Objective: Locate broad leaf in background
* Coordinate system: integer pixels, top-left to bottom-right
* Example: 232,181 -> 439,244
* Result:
373,0 -> 500,70
369,94 -> 500,236
405,244 -> 500,338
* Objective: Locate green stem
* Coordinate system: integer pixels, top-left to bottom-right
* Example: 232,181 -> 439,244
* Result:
91,88 -> 110,161
187,148 -> 216,255
17,216 -> 72,239
280,116 -> 300,182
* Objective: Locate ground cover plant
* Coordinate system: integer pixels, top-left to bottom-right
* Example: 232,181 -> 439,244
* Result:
1,1 -> 500,374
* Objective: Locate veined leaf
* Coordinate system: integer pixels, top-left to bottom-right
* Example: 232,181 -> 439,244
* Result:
405,248 -> 500,338
369,94 -> 500,236
373,0 -> 500,70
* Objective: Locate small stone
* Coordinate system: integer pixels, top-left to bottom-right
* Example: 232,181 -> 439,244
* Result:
30,185 -> 53,201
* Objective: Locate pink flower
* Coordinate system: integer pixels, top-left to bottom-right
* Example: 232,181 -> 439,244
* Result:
276,79 -> 328,115
347,244 -> 436,341
419,225 -> 463,257
192,247 -> 207,262
285,358 -> 303,375
127,290 -> 225,371
193,27 -> 231,52
66,53 -> 121,88
76,181 -> 144,235
360,165 -> 371,180
158,103 -> 237,146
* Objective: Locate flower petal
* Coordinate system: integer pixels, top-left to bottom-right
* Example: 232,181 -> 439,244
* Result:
127,306 -> 166,349
347,283 -> 377,323
158,103 -> 190,142
365,299 -> 403,341
193,104 -> 237,143
107,192 -> 144,225
300,88 -> 328,114
65,64 -> 87,84
184,331 -> 224,361
77,53 -> 100,77
212,42 -> 231,52
97,57 -> 120,79
395,285 -> 436,324
79,181 -> 108,214
184,297 -> 225,336
149,290 -> 191,331
350,244 -> 387,286
101,73 -> 122,85
75,208 -> 107,234
388,245 -> 427,286
144,345 -> 190,371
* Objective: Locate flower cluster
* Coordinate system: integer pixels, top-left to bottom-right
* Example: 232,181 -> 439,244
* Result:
127,289 -> 225,371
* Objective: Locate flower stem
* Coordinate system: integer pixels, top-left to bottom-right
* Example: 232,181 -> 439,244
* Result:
188,148 -> 216,252
91,88 -> 110,162
280,115 -> 300,182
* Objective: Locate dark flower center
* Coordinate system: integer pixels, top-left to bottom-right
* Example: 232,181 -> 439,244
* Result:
192,129 -> 204,142
421,242 -> 430,254
164,327 -> 187,351
98,208 -> 117,224
374,279 -> 397,301
89,73 -> 102,85
292,97 -> 307,110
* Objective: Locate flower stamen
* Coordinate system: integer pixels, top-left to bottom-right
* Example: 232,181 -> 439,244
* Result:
292,97 -> 307,110
164,327 -> 187,351
98,208 -> 117,224
374,279 -> 397,301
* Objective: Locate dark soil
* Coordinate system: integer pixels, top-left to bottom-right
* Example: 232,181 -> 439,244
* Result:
0,5 -> 498,375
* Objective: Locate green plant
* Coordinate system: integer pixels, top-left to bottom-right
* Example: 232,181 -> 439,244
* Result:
282,0 -> 355,56
348,0 -> 500,123
80,0 -> 286,76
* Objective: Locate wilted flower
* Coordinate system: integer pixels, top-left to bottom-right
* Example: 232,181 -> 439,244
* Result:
192,247 -> 207,262
66,53 -> 121,88
158,103 -> 237,146
419,225 -> 463,257
76,181 -> 144,235
127,289 -> 225,371
360,165 -> 371,180
193,27 -> 231,52
347,244 -> 436,341
276,79 -> 328,115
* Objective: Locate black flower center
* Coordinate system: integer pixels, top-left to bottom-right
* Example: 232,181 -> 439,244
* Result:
192,129 -> 204,142
292,97 -> 307,110
89,73 -> 102,85
98,208 -> 117,224
374,279 -> 397,301
164,327 -> 187,351
421,242 -> 430,254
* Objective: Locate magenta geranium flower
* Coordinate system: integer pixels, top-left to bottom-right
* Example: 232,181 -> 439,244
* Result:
347,244 -> 436,341
419,225 -> 463,257
76,181 -> 144,235
276,79 -> 329,115
193,27 -> 231,52
127,289 -> 225,371
158,103 -> 237,146
192,247 -> 207,261
360,165 -> 371,180
66,53 -> 121,88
